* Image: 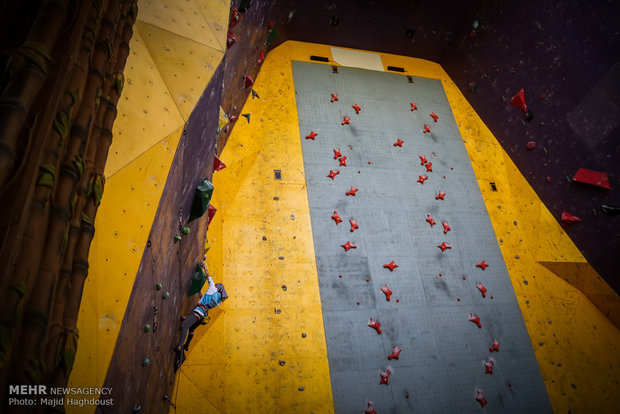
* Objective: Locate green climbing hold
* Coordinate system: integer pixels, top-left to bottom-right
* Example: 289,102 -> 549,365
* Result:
188,264 -> 207,297
189,179 -> 214,222
156,283 -> 162,291
142,358 -> 150,367
174,234 -> 182,244
182,226 -> 190,235
162,291 -> 170,300
144,324 -> 151,333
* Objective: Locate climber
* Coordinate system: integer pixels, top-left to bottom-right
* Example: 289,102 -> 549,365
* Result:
176,256 -> 228,353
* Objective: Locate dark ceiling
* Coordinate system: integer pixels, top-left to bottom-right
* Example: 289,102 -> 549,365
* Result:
268,0 -> 620,292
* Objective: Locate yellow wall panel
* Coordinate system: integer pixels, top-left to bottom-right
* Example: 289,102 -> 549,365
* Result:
136,20 -> 224,121
105,28 -> 184,177
194,0 -> 230,51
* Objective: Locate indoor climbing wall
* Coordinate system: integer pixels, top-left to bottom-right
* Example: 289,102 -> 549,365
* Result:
293,61 -> 552,413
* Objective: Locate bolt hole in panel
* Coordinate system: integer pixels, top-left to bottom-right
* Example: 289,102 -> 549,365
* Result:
292,61 -> 552,414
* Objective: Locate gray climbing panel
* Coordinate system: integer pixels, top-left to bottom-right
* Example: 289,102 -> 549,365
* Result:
292,61 -> 552,414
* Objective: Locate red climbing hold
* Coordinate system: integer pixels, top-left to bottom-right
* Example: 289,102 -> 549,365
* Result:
387,346 -> 402,360
213,155 -> 227,171
561,211 -> 582,226
207,204 -> 217,225
346,187 -> 358,196
430,113 -> 438,122
226,30 -> 237,49
572,168 -> 611,190
484,359 -> 495,375
338,156 -> 347,166
477,282 -> 487,298
333,148 -> 342,159
327,170 -> 340,180
437,242 -> 452,252
257,49 -> 265,66
349,219 -> 359,232
368,318 -> 382,334
381,284 -> 393,301
331,94 -> 339,102
435,191 -> 445,200
419,155 -> 428,165
426,214 -> 436,227
352,104 -> 362,114
476,389 -> 487,408
423,124 -> 431,133
331,211 -> 343,225
410,103 -> 418,111
306,131 -> 318,140
341,116 -> 350,125
489,338 -> 501,352
442,222 -> 451,234
394,139 -> 404,147
526,141 -> 537,150
383,261 -> 399,271
243,74 -> 254,89
468,313 -> 482,328
417,175 -> 428,185
476,260 -> 489,270
230,8 -> 242,28
379,368 -> 391,385
425,162 -> 433,172
510,88 -> 528,113
365,401 -> 377,414
341,241 -> 357,252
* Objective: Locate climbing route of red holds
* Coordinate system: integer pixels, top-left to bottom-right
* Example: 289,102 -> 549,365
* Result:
306,131 -> 318,140
410,103 -> 418,111
341,116 -> 350,125
346,187 -> 358,196
489,338 -> 501,352
561,211 -> 582,226
468,313 -> 482,328
379,369 -> 391,385
331,93 -> 339,102
484,359 -> 495,375
477,282 -> 487,298
341,241 -> 357,252
419,155 -> 428,165
423,124 -> 431,133
573,168 -> 611,190
510,88 -> 527,113
442,222 -> 451,234
383,261 -> 398,271
257,49 -> 265,66
476,260 -> 489,270
338,156 -> 347,166
213,155 -> 227,171
349,219 -> 359,232
425,162 -> 433,172
429,112 -> 438,122
365,401 -> 377,414
426,214 -> 436,227
333,148 -> 342,159
368,318 -> 382,334
437,242 -> 452,252
381,284 -> 393,301
394,139 -> 404,147
327,170 -> 340,180
243,74 -> 254,89
417,175 -> 428,185
387,346 -> 402,360
435,191 -> 445,200
331,211 -> 343,225
352,104 -> 362,114
476,389 -> 488,408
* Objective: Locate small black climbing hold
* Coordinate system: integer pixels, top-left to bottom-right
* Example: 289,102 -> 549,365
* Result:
279,360 -> 286,366
163,394 -> 169,401
241,113 -> 251,123
298,386 -> 305,391
274,196 -> 279,201
571,384 -> 577,389
279,256 -> 284,260
282,285 -> 287,291
147,240 -> 151,247
238,0 -> 252,12
525,110 -> 534,122
143,358 -> 150,367
301,333 -> 307,338
275,309 -> 281,314
132,405 -> 141,412
262,236 -> 267,241
601,205 -> 620,216
251,89 -> 260,99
